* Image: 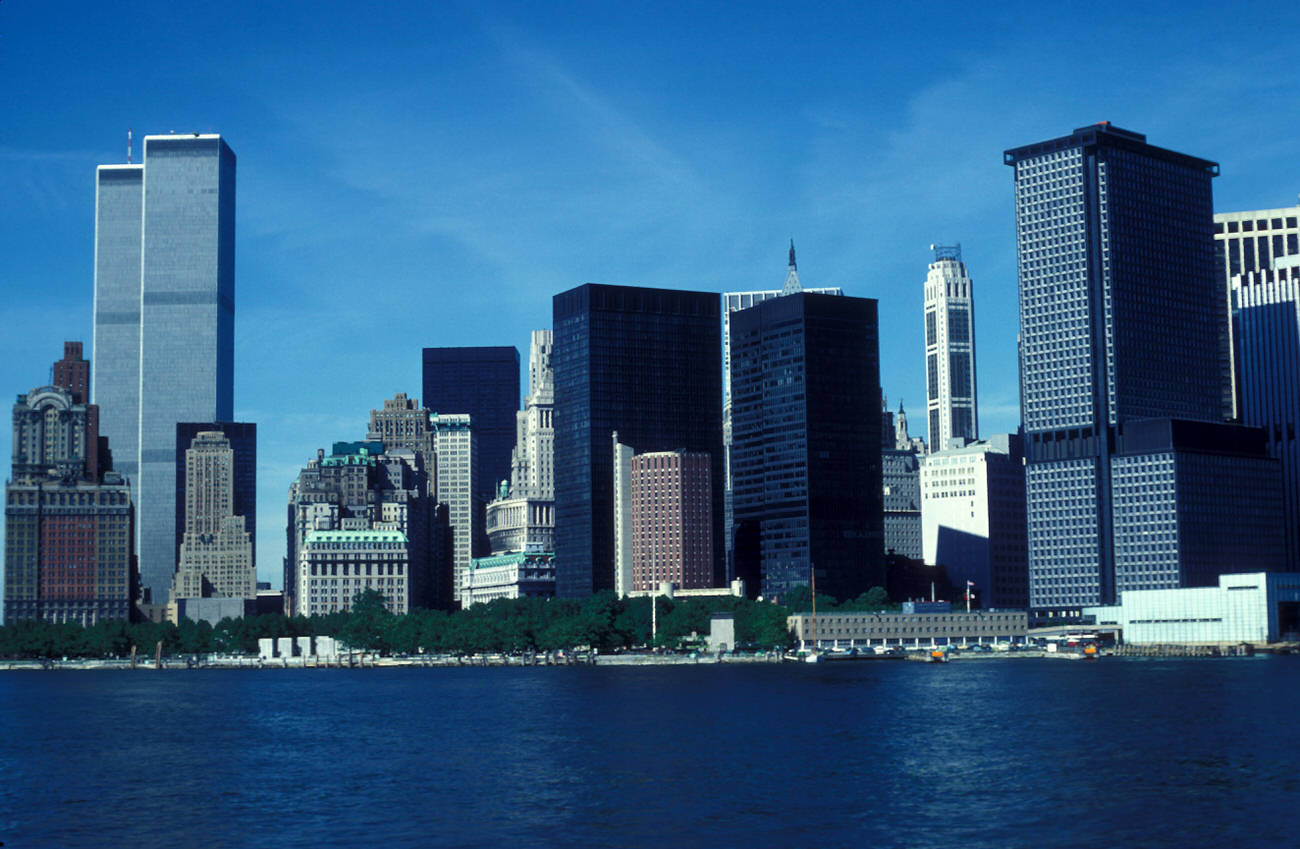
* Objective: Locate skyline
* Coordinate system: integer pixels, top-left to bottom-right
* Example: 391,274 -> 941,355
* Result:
3,1 -> 1299,587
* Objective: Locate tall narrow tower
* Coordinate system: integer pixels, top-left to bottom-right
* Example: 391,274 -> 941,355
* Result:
93,133 -> 236,604
923,244 -> 977,451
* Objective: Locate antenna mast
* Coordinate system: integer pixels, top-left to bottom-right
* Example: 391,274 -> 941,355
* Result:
127,128 -> 133,164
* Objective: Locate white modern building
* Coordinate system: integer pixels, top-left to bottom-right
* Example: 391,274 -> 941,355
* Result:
431,413 -> 478,605
1085,572 -> 1300,645
920,434 -> 1027,609
923,244 -> 978,451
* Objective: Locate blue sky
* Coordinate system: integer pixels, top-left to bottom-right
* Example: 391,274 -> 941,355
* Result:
2,0 -> 1298,589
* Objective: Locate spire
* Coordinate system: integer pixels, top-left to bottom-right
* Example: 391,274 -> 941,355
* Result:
781,239 -> 803,295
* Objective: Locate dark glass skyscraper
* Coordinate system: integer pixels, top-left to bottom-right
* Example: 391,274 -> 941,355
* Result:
1007,124 -> 1284,615
420,346 -> 519,497
175,422 -> 256,576
552,284 -> 724,598
730,292 -> 883,601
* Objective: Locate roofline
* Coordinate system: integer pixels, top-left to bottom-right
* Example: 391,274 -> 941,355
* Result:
1003,123 -> 1219,175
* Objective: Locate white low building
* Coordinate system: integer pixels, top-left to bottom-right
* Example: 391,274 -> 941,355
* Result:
1084,572 -> 1300,644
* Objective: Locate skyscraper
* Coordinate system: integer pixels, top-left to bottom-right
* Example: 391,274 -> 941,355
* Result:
171,431 -> 255,601
1214,199 -> 1300,420
552,284 -> 724,598
420,346 -> 519,496
730,292 -> 883,601
923,244 -> 978,450
93,133 -> 236,604
5,344 -> 134,625
1006,123 -> 1284,615
722,244 -> 842,570
431,413 -> 480,605
1232,265 -> 1300,569
175,422 -> 255,577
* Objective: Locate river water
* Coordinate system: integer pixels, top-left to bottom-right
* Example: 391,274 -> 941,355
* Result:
1,657 -> 1296,848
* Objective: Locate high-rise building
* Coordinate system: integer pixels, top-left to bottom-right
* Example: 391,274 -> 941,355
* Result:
5,345 -> 134,625
93,134 -> 236,605
175,422 -> 255,577
921,434 -> 1027,610
1214,198 -> 1300,420
1006,123 -> 1285,615
171,431 -> 255,602
881,449 -> 922,560
420,346 -> 519,497
923,244 -> 978,450
722,245 -> 842,568
1232,265 -> 1300,569
484,331 -> 555,557
431,413 -> 479,605
366,393 -> 436,476
285,440 -> 446,615
553,284 -> 724,598
627,450 -> 713,593
730,292 -> 883,601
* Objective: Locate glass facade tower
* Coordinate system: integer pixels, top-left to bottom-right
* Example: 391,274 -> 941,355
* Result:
730,292 -> 884,601
552,284 -> 723,598
420,346 -> 519,499
93,134 -> 236,604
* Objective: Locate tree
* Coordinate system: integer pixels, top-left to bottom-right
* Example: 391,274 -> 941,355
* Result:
338,588 -> 393,652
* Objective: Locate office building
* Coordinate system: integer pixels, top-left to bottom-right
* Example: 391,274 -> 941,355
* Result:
431,413 -> 479,605
553,284 -> 724,598
722,244 -> 842,567
731,292 -> 883,601
171,430 -> 255,602
4,345 -> 133,625
1006,123 -> 1285,615
420,346 -> 519,496
483,331 -> 555,557
920,434 -> 1027,610
297,529 -> 411,616
366,393 -> 436,479
175,422 -> 255,576
285,440 -> 447,614
882,449 -> 922,560
1214,198 -> 1300,419
1232,266 -> 1300,569
93,133 -> 236,604
924,244 -> 978,449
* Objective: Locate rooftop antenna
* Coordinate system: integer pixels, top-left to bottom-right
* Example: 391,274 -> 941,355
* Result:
127,128 -> 133,164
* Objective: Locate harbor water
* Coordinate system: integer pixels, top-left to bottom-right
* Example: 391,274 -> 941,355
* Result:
1,657 -> 1296,848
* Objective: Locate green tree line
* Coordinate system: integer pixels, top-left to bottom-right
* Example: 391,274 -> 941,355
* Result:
0,585 -> 896,659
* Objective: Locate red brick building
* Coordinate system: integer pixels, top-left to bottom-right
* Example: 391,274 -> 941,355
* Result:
629,451 -> 713,592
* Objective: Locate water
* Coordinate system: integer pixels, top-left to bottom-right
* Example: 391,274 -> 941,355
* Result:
2,657 -> 1297,848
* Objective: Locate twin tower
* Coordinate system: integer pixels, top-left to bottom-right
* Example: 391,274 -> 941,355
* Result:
93,134 -> 236,603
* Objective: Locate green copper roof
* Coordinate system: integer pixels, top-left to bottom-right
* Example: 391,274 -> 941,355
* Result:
304,529 -> 408,545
